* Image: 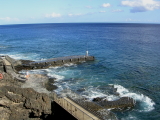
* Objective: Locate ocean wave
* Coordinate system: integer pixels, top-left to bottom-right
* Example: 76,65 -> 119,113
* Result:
5,53 -> 40,61
64,63 -> 76,67
80,86 -> 108,100
121,114 -> 139,120
48,74 -> 65,81
114,84 -> 155,112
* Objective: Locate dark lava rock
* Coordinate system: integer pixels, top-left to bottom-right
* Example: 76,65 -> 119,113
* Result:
14,59 -> 35,71
92,97 -> 107,102
20,59 -> 34,65
0,86 -> 52,120
45,77 -> 57,91
45,83 -> 58,91
99,97 -> 136,111
48,78 -> 56,83
77,88 -> 86,92
99,85 -> 120,96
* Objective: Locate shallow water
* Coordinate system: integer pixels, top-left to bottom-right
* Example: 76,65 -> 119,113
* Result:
0,23 -> 160,120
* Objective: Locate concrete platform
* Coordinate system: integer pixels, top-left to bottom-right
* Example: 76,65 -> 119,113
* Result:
27,55 -> 95,70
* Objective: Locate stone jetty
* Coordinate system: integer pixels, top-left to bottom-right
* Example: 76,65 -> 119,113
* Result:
15,55 -> 95,71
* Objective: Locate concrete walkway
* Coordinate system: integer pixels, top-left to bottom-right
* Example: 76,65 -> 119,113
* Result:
2,57 -> 27,82
2,58 -> 11,66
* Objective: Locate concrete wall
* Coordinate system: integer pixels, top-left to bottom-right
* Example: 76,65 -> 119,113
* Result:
53,93 -> 100,120
5,55 -> 21,66
0,59 -> 4,72
25,56 -> 95,70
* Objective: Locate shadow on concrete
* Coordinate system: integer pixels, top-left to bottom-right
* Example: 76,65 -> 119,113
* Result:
44,102 -> 77,120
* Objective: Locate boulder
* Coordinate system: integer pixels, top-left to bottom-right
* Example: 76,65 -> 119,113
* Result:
77,88 -> 86,92
99,97 -> 136,110
92,97 -> 107,102
45,77 -> 57,91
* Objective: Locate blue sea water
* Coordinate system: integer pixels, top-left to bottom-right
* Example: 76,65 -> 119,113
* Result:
0,23 -> 160,120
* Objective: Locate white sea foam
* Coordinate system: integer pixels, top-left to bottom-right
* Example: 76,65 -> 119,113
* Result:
121,114 -> 139,120
45,68 -> 65,81
21,74 -> 50,94
77,85 -> 121,102
80,86 -> 107,100
64,63 -> 75,67
49,74 -> 65,81
114,84 -> 155,112
7,53 -> 40,61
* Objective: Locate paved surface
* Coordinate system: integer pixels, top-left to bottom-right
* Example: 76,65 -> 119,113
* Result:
31,55 -> 94,64
2,58 -> 11,66
2,57 -> 27,82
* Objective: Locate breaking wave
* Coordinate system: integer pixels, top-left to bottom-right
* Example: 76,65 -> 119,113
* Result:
114,84 -> 155,112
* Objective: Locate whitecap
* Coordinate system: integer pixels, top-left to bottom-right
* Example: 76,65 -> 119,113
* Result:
121,114 -> 139,120
64,63 -> 76,67
47,72 -> 65,81
114,84 -> 155,112
8,53 -> 40,61
80,86 -> 108,100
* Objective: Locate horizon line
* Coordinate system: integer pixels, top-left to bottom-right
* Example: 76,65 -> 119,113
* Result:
1,22 -> 160,26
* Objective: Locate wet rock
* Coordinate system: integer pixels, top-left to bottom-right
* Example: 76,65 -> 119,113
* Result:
14,64 -> 34,71
92,97 -> 107,102
77,88 -> 86,92
48,78 -> 56,83
45,83 -> 58,91
14,59 -> 35,71
99,85 -> 120,96
99,97 -> 136,111
45,77 -> 57,91
20,60 -> 34,65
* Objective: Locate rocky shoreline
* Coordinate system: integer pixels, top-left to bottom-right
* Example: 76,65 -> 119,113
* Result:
0,56 -> 136,120
0,56 -> 78,120
0,71 -> 55,120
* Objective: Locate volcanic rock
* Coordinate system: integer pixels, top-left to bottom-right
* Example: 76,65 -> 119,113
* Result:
99,97 -> 135,110
92,97 -> 107,102
0,86 -> 52,120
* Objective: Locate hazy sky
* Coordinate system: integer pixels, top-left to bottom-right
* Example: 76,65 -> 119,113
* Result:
0,0 -> 160,25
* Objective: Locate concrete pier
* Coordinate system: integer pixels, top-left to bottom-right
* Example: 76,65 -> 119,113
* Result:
0,56 -> 26,82
26,55 -> 95,69
0,55 -> 95,80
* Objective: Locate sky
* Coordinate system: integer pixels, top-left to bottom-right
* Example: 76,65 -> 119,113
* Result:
0,0 -> 160,25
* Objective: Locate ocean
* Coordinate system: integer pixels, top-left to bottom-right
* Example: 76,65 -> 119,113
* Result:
0,23 -> 160,120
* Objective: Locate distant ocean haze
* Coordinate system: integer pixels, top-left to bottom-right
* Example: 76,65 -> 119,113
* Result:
0,23 -> 160,120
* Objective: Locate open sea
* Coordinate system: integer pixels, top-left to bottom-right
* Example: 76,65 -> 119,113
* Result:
0,23 -> 160,120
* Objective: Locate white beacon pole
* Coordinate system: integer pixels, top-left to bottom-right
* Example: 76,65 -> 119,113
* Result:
86,50 -> 89,56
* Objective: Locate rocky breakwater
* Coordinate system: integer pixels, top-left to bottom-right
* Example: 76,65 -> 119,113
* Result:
92,85 -> 136,111
14,55 -> 95,71
93,97 -> 135,111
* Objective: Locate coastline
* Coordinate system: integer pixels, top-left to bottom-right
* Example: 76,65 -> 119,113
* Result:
0,72 -> 54,119
0,56 -> 57,119
0,55 -> 137,120
0,55 -> 96,120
